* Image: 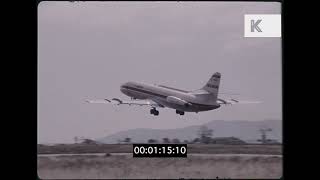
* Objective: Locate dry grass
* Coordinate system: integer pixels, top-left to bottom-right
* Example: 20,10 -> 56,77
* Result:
38,154 -> 282,179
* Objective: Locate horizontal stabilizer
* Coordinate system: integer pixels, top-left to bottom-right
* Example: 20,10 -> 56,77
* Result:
217,98 -> 262,105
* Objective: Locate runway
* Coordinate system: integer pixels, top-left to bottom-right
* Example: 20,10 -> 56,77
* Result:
38,152 -> 282,157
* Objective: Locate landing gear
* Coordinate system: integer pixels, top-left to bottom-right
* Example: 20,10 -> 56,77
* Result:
150,108 -> 159,116
176,110 -> 185,115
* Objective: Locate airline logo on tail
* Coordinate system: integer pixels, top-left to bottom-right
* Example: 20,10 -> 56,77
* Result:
206,84 -> 219,89
205,73 -> 220,89
212,73 -> 221,78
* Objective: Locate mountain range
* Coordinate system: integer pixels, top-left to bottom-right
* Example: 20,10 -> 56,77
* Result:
96,119 -> 282,144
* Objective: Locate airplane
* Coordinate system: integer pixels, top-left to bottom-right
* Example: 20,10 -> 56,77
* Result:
86,72 -> 261,116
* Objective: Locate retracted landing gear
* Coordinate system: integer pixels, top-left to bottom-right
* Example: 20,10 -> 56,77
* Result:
150,108 -> 159,116
176,110 -> 185,115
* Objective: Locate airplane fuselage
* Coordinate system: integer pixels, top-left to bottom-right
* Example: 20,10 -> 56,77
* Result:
120,82 -> 220,112
86,72 -> 255,116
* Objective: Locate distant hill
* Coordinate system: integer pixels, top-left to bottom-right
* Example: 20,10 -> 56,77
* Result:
96,120 -> 282,144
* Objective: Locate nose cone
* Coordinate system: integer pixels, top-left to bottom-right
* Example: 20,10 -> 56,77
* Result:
120,84 -> 125,93
120,82 -> 129,94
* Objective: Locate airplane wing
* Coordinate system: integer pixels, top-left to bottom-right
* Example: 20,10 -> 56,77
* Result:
86,98 -> 164,108
217,98 -> 262,105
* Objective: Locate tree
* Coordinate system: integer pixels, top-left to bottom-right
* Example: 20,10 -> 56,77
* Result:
192,138 -> 200,143
172,138 -> 181,144
148,139 -> 158,143
74,136 -> 78,144
198,125 -> 214,144
183,140 -> 189,144
124,137 -> 131,143
162,138 -> 170,144
81,139 -> 98,145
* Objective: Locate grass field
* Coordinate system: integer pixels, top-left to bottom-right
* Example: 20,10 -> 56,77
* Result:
38,154 -> 282,179
37,144 -> 282,179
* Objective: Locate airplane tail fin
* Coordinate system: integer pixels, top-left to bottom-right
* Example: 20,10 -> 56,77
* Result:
201,72 -> 221,96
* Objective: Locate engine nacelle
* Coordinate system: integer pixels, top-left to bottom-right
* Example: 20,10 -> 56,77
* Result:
166,96 -> 191,107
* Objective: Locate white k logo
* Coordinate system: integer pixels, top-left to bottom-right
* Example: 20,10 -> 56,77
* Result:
251,19 -> 262,32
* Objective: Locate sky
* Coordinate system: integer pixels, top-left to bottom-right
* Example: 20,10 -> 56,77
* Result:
38,1 -> 282,144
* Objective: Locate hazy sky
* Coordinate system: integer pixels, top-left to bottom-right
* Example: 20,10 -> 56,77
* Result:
38,1 -> 282,144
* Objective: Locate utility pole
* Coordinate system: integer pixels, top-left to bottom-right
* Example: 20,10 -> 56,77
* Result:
259,128 -> 272,144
